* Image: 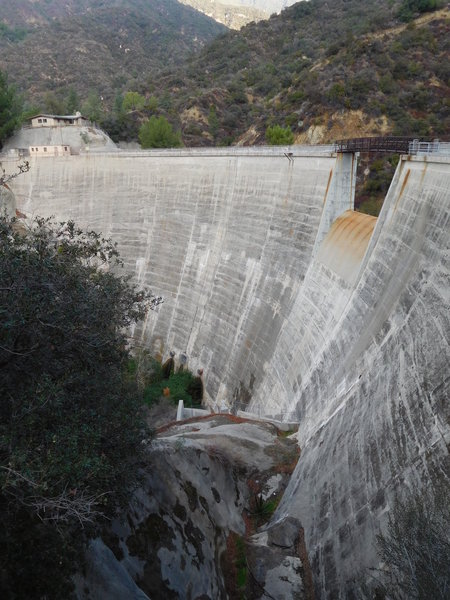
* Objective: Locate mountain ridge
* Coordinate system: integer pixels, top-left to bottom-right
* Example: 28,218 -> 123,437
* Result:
154,0 -> 449,146
0,0 -> 227,104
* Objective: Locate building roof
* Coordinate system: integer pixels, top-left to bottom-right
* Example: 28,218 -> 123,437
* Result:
29,112 -> 88,121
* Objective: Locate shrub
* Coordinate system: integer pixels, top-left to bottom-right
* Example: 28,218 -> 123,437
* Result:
122,91 -> 146,111
397,0 -> 442,22
0,70 -> 22,148
265,124 -> 294,145
143,369 -> 201,408
139,115 -> 183,148
365,489 -> 450,599
0,216 -> 161,597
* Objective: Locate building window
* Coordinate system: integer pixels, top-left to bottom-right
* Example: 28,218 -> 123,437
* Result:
44,147 -> 47,152
38,119 -> 42,123
43,118 -> 47,123
64,147 -> 68,151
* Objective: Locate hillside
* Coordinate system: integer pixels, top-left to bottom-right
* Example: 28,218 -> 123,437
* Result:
0,0 -> 226,106
179,0 -> 299,29
1,0 -> 448,154
147,0 -> 449,147
178,0 -> 267,29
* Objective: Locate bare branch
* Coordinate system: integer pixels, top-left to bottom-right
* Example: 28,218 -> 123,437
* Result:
0,161 -> 30,186
25,488 -> 111,528
1,467 -> 111,528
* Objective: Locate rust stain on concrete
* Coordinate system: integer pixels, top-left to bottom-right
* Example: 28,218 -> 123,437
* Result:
317,210 -> 377,285
323,169 -> 333,205
394,168 -> 411,212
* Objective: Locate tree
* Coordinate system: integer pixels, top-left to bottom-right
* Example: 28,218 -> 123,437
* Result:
139,115 -> 183,148
122,91 -> 146,112
208,104 -> 220,140
362,489 -> 450,599
81,90 -> 103,123
0,70 -> 22,149
265,124 -> 295,145
43,90 -> 66,115
397,0 -> 442,21
0,215 -> 162,598
113,91 -> 125,118
146,95 -> 158,111
66,87 -> 80,114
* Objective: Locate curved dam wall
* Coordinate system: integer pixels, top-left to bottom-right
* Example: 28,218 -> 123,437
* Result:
4,148 -> 449,597
270,155 -> 450,597
6,147 -> 354,411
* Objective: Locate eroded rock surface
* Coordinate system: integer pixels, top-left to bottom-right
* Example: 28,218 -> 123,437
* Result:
76,414 -> 302,599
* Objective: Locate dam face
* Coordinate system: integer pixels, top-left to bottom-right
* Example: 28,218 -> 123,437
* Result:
5,148 -> 449,597
6,147 -> 354,411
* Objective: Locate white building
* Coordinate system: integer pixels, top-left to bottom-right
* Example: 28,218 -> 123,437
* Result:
29,112 -> 89,128
29,145 -> 71,157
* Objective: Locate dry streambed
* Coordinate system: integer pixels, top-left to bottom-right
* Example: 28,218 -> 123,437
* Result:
75,414 -> 312,599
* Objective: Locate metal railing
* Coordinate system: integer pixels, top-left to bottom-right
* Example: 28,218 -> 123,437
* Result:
408,139 -> 446,155
334,136 -> 450,156
231,401 -> 297,423
334,136 -> 416,154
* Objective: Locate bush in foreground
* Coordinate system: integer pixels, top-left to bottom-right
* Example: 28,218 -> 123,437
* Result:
0,215 -> 161,598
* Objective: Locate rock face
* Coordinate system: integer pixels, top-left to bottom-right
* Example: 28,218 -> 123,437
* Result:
0,184 -> 16,217
4,147 -> 449,597
74,415 -> 302,599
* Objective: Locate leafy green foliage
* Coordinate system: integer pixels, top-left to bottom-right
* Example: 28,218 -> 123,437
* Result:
43,90 -> 66,115
0,70 -> 22,149
146,95 -> 158,111
142,0 -> 448,147
208,104 -> 220,139
0,22 -> 27,42
143,369 -> 201,407
235,535 -> 247,591
397,0 -> 443,22
249,493 -> 280,526
0,215 -> 160,598
122,91 -> 146,112
265,124 -> 294,145
81,90 -> 104,123
0,0 -> 226,114
139,115 -> 182,148
356,154 -> 399,216
66,87 -> 80,113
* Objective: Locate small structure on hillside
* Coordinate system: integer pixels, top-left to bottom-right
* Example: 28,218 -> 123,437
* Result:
1,111 -> 117,156
29,145 -> 71,157
29,112 -> 89,128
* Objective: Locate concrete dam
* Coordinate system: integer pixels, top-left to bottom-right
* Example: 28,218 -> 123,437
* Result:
4,147 -> 449,597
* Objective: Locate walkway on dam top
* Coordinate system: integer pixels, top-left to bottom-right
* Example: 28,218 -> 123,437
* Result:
334,136 -> 447,155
